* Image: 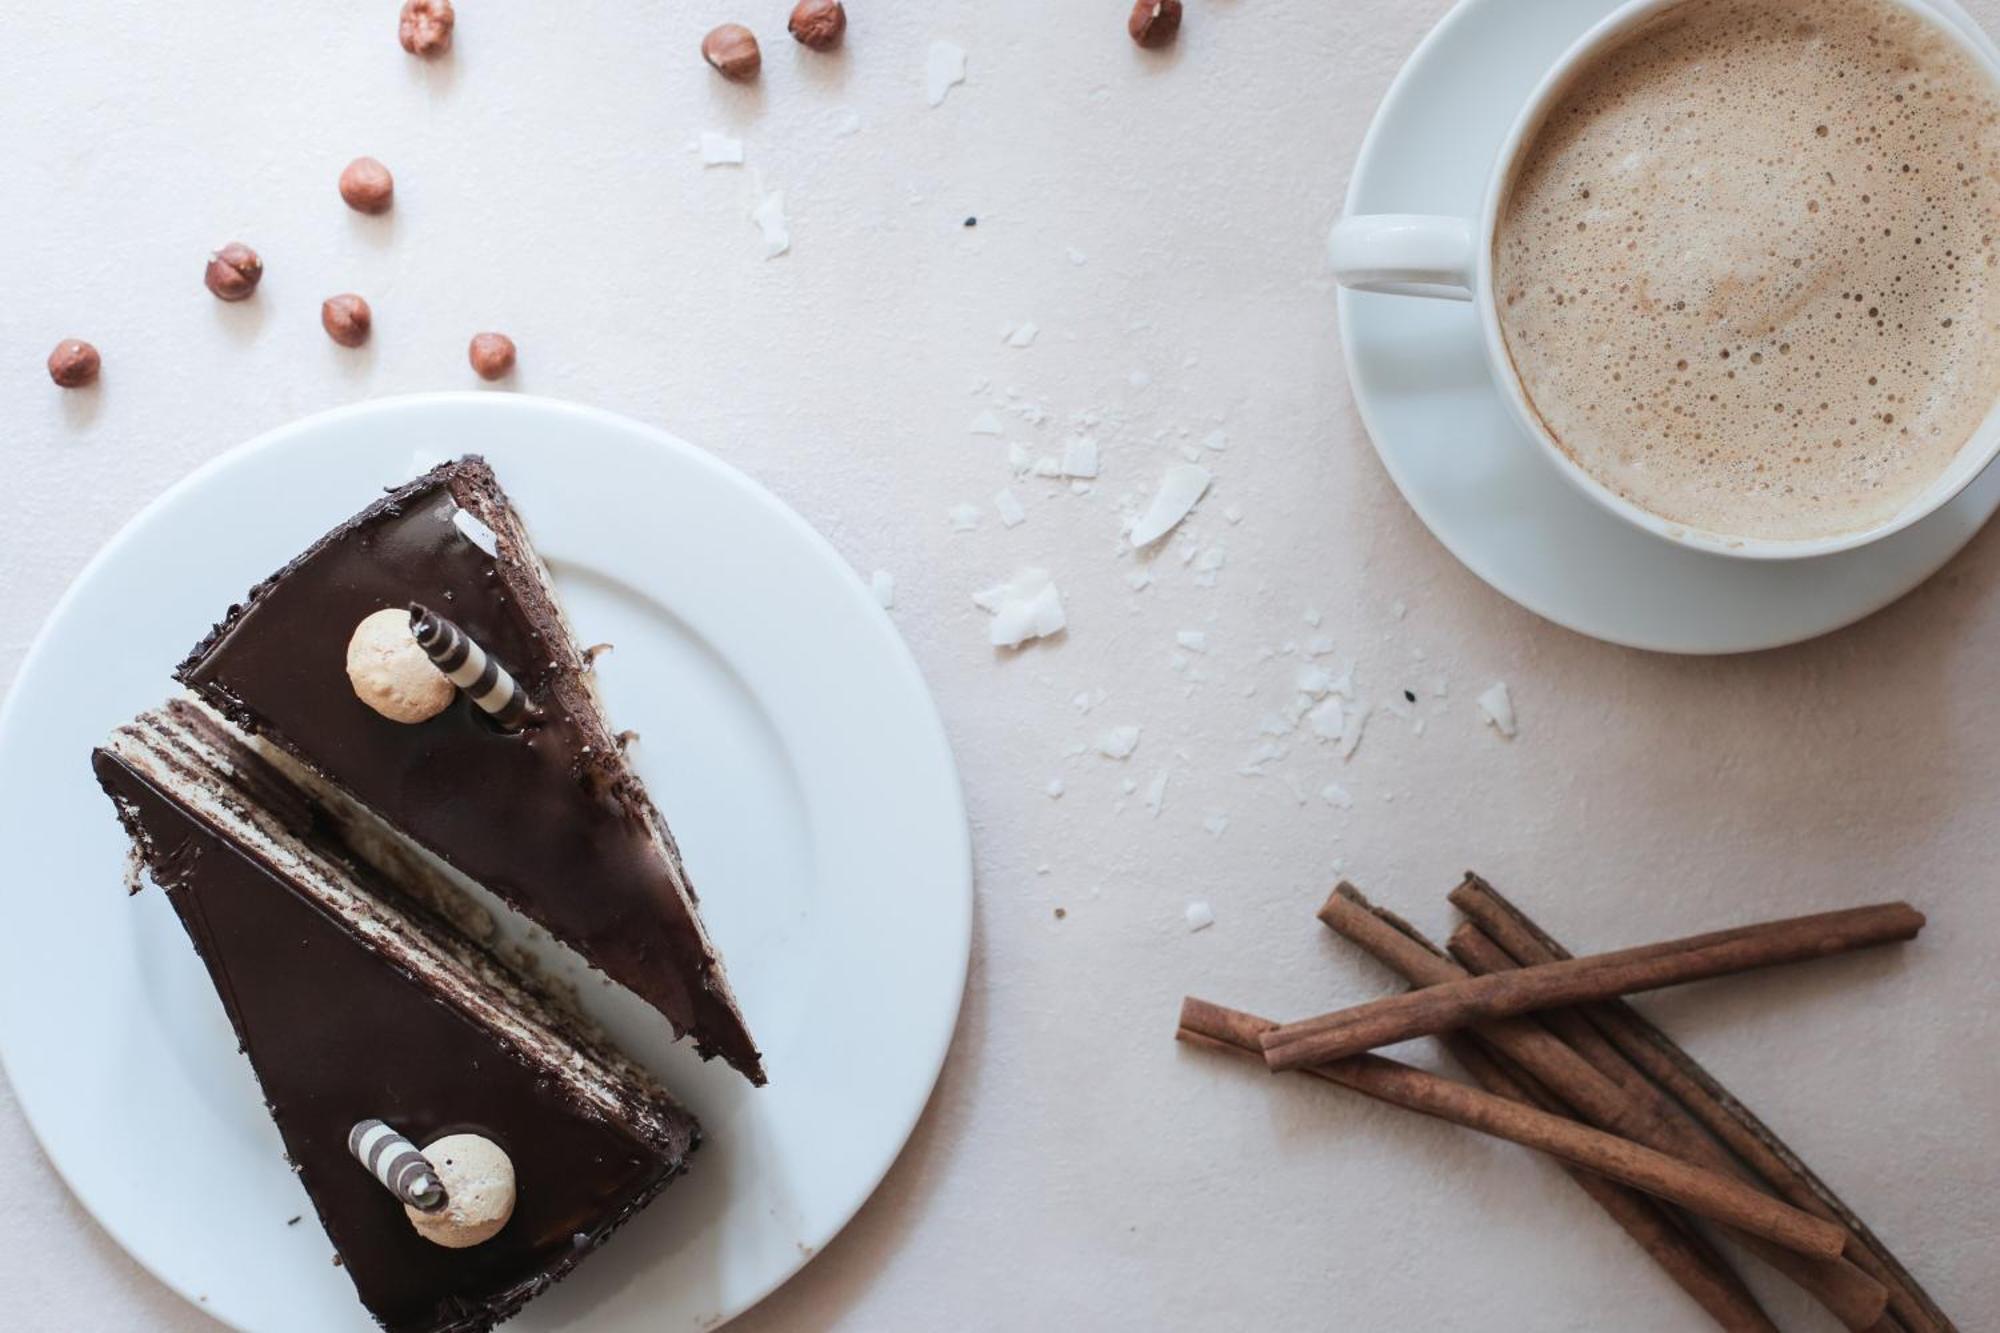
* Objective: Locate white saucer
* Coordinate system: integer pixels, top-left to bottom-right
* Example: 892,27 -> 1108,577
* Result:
1339,0 -> 2000,654
0,395 -> 971,1332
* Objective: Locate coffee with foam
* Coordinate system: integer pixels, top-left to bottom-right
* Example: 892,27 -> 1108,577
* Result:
1494,0 -> 2000,542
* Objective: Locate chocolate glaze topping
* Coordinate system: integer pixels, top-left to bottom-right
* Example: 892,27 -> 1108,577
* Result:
93,733 -> 698,1333
176,458 -> 763,1083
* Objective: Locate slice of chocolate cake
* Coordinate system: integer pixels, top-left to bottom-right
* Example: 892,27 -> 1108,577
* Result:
177,457 -> 763,1084
96,701 -> 700,1333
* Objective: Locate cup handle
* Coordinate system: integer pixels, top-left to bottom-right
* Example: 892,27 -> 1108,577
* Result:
1329,215 -> 1476,302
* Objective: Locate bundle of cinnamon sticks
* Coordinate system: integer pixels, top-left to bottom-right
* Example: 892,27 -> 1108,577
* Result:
1177,875 -> 1951,1332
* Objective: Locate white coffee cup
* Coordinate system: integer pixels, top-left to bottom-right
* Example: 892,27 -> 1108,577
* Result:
1330,0 -> 2000,560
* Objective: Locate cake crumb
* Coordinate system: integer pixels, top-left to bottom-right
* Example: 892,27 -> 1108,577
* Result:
1478,682 -> 1518,738
1054,907 -> 1067,920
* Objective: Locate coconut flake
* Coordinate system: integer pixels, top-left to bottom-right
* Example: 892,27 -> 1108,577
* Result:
830,108 -> 864,137
1125,570 -> 1153,592
1145,769 -> 1170,816
1339,704 -> 1371,759
926,40 -> 967,107
1202,813 -> 1230,838
1046,777 -> 1065,799
1478,682 -> 1518,738
1128,465 -> 1212,548
1066,246 -> 1088,266
1296,664 -> 1336,698
451,508 -> 500,558
1007,441 -> 1034,476
1176,630 -> 1207,653
1060,436 -> 1100,478
1320,783 -> 1354,808
870,570 -> 895,608
1202,430 -> 1229,453
1005,321 -> 1039,349
1306,635 -> 1336,657
973,568 -> 1067,648
1031,455 -> 1061,478
1096,725 -> 1141,760
751,186 -> 790,257
699,131 -> 745,166
994,489 -> 1026,528
1223,504 -> 1244,525
948,502 -> 981,532
970,411 -> 1005,436
1184,900 -> 1215,932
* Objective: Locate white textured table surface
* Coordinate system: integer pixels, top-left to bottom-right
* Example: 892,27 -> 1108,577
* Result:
4,2 -> 1999,1329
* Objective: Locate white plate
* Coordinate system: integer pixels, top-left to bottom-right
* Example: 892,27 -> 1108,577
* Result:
0,394 -> 971,1332
1340,0 -> 2000,654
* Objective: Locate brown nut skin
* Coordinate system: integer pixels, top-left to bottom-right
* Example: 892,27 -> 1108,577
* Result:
322,294 -> 373,348
702,24 -> 761,80
1128,0 -> 1182,48
204,242 -> 263,301
47,339 -> 100,388
339,157 -> 395,214
399,0 -> 454,57
788,0 -> 845,50
468,333 -> 516,381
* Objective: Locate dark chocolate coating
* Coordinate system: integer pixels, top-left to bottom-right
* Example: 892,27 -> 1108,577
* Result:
176,459 -> 763,1084
93,745 -> 697,1333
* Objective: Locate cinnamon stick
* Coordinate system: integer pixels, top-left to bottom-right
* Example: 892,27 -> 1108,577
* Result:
1450,875 -> 1953,1333
1320,887 -> 1885,1331
1441,1035 -> 1776,1333
1261,901 -> 1925,1072
1316,888 -> 1779,1331
1177,998 -> 1850,1261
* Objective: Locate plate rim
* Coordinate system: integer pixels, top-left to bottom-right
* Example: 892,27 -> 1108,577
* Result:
1336,0 -> 2000,655
0,391 -> 973,1331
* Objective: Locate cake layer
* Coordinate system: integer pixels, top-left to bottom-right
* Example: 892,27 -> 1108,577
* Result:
96,702 -> 699,1333
176,457 -> 763,1083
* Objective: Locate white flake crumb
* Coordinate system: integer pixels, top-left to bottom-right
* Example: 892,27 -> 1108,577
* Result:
1184,900 -> 1215,932
1431,675 -> 1450,698
1478,682 -> 1518,738
1125,570 -> 1153,592
451,508 -> 500,558
1320,783 -> 1353,808
1066,247 -> 1088,266
1069,481 -> 1093,496
1128,369 -> 1152,389
1258,712 -> 1295,737
994,489 -> 1026,528
1192,547 -> 1227,587
1202,813 -> 1230,838
751,185 -> 790,257
1120,777 -> 1138,795
1145,769 -> 1170,816
1128,465 -> 1213,548
1046,777 -> 1065,799
1096,725 -> 1141,760
948,502 -> 981,532
1060,436 -> 1100,478
1071,691 -> 1094,713
870,570 -> 895,608
1202,430 -> 1229,452
1240,741 -> 1287,773
1392,599 -> 1408,620
1007,441 -> 1034,476
1339,703 -> 1370,759
1306,635 -> 1336,657
699,131 -> 745,166
1005,321 -> 1039,349
1176,630 -> 1207,653
970,411 -> 1005,436
1031,455 -> 1062,478
972,568 -> 1067,648
925,40 -> 967,106
1223,504 -> 1244,525
830,108 -> 863,137
1303,608 -> 1322,627
1168,652 -> 1190,672
1296,664 -> 1336,698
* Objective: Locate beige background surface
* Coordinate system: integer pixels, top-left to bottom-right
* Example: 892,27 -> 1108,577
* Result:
2,2 -> 1996,1329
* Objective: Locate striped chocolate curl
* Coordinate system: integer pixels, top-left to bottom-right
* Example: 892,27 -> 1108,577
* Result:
408,603 -> 539,729
347,1119 -> 447,1212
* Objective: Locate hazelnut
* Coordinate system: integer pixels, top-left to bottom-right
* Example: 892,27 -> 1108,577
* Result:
339,157 -> 395,214
788,0 -> 845,51
322,294 -> 373,348
204,242 -> 263,302
468,333 -> 516,381
1128,0 -> 1182,48
398,0 -> 454,57
702,24 -> 760,80
47,339 -> 100,388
